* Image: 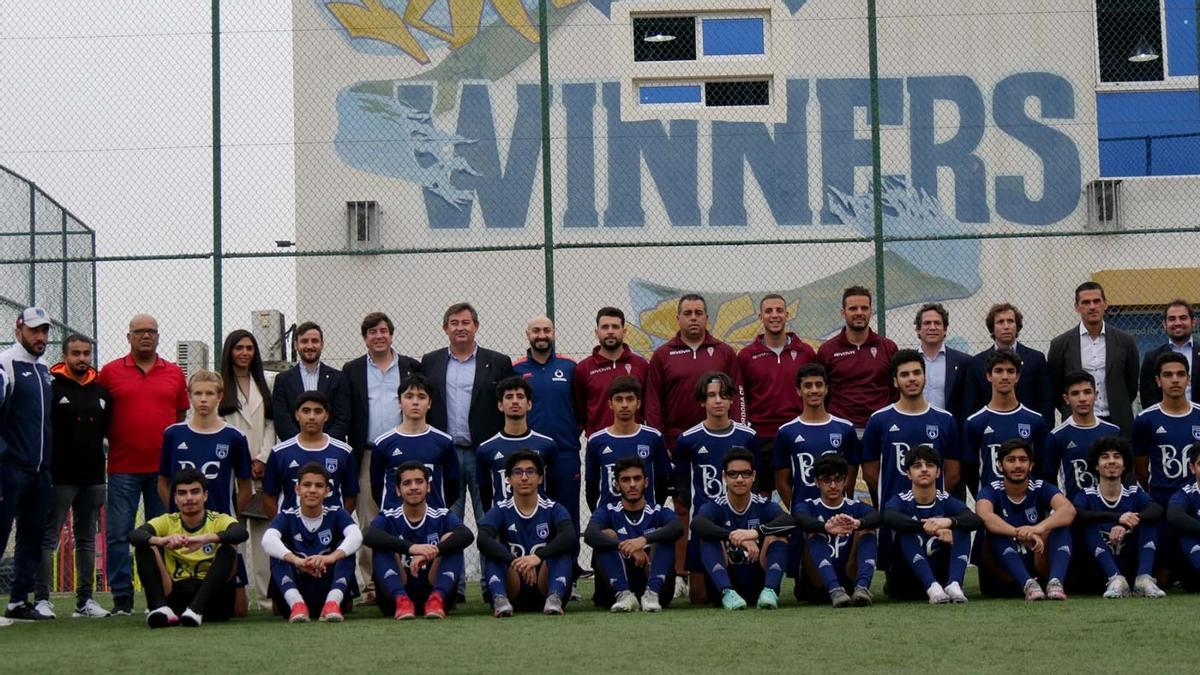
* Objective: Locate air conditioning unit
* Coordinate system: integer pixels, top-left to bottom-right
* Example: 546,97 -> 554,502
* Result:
252,310 -> 286,363
176,341 -> 210,379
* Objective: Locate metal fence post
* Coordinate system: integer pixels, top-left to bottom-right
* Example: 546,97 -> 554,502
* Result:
538,0 -> 555,321
212,0 -> 223,367
867,0 -> 886,334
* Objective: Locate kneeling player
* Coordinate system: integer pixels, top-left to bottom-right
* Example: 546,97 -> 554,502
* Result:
584,457 -> 684,612
365,461 -> 474,620
883,445 -> 980,604
690,447 -> 793,610
794,454 -> 880,608
1072,437 -> 1165,598
262,463 -> 362,622
477,450 -> 575,617
131,468 -> 249,628
977,439 -> 1076,600
1166,443 -> 1200,590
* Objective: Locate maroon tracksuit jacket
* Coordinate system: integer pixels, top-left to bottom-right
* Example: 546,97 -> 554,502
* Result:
737,332 -> 817,439
815,328 -> 898,428
645,332 -> 743,449
572,344 -> 650,436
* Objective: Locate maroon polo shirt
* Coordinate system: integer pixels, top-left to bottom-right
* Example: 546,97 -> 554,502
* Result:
644,332 -> 743,449
572,344 -> 650,436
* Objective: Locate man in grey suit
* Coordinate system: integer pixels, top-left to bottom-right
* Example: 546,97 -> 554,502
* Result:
1048,281 -> 1140,437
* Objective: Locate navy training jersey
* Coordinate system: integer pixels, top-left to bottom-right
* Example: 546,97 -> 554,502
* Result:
977,479 -> 1062,529
1132,403 -> 1200,503
1072,484 -> 1151,551
513,353 -> 580,454
476,430 -> 557,508
796,497 -> 877,565
588,501 -> 679,541
673,422 -> 757,516
480,496 -> 572,558
1168,482 -> 1200,525
370,504 -> 464,548
696,495 -> 785,566
1044,418 -> 1121,499
267,506 -> 357,557
159,422 -> 252,515
584,425 -> 671,508
773,415 -> 860,509
370,426 -> 458,511
962,405 -> 1048,489
263,435 -> 357,512
861,404 -> 959,506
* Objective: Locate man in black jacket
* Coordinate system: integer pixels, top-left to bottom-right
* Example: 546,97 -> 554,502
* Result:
1139,299 -> 1198,408
34,335 -> 111,619
271,321 -> 349,442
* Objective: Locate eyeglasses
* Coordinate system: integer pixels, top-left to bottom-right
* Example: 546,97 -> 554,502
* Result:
509,468 -> 539,478
816,475 -> 846,485
724,469 -> 754,479
130,329 -> 158,336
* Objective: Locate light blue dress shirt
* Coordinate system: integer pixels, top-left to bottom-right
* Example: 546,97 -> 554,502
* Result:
445,346 -> 477,446
367,351 -> 401,444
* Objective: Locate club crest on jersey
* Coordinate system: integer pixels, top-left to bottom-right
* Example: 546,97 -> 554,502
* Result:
215,444 -> 229,460
829,434 -> 842,448
706,346 -> 714,357
1024,507 -> 1038,523
427,534 -> 440,545
1017,424 -> 1031,439
326,458 -> 339,473
624,363 -> 632,374
1192,426 -> 1200,441
318,529 -> 333,546
926,425 -> 939,440
202,543 -> 214,555
536,523 -> 550,539
637,444 -> 651,459
870,347 -> 878,358
791,351 -> 798,361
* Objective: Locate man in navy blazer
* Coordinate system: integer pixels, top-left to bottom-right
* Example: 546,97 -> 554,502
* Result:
914,303 -> 972,423
1138,298 -> 1199,408
963,303 -> 1055,425
271,321 -> 350,442
420,302 -> 515,525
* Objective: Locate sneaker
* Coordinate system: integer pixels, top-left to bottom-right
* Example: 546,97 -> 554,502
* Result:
73,599 -> 111,618
393,596 -> 416,621
927,582 -> 951,605
1045,578 -> 1068,601
492,595 -> 514,618
146,606 -> 177,629
110,598 -> 134,617
1022,578 -> 1045,602
319,600 -> 344,622
673,575 -> 689,600
830,587 -> 852,608
721,588 -> 747,611
424,592 -> 446,619
757,587 -> 779,610
33,600 -> 56,619
1133,574 -> 1166,598
180,608 -> 203,627
1103,575 -> 1131,599
0,616 -> 13,627
5,603 -> 53,622
356,586 -> 376,607
851,585 -> 874,607
610,590 -> 639,613
640,590 -> 662,613
288,602 -> 310,623
944,582 -> 968,604
543,593 -> 564,616
569,584 -> 583,602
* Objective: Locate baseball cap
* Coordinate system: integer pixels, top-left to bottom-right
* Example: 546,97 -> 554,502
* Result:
17,306 -> 50,328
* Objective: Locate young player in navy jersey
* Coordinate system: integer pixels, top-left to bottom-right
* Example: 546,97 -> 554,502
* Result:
674,372 -> 756,604
690,448 -> 794,610
976,439 -> 1076,601
962,351 -> 1048,494
584,377 -> 671,511
883,445 -> 980,604
476,376 -> 557,511
263,392 -> 357,516
365,461 -> 474,620
793,454 -> 880,608
585,457 -> 684,612
774,364 -> 860,510
1167,444 -> 1200,589
1133,353 -> 1200,507
262,463 -> 362,622
477,450 -> 575,617
1072,437 -> 1165,598
1044,371 -> 1121,499
370,375 -> 459,512
158,371 -> 253,517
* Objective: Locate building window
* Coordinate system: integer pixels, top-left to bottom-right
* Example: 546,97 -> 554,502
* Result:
347,200 -> 378,247
633,16 -> 697,62
1096,0 -> 1164,83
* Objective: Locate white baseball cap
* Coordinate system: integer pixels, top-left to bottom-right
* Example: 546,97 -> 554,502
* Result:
17,306 -> 50,328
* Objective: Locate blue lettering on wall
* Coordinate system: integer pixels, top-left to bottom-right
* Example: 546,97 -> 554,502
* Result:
908,76 -> 988,223
817,78 -> 903,224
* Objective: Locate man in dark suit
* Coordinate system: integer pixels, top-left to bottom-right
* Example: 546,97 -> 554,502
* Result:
1139,298 -> 1198,408
421,302 -> 515,525
1047,281 -> 1140,437
271,321 -> 350,442
914,303 -> 971,423
962,303 -> 1055,425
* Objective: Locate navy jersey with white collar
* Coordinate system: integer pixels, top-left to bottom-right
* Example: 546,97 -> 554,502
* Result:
267,506 -> 357,557
673,421 -> 757,516
480,497 -> 572,558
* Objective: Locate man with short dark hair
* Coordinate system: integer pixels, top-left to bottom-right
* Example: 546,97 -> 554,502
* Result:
1139,299 -> 1199,407
271,321 -> 350,442
962,350 -> 1049,496
816,286 -> 898,432
1043,370 -> 1120,499
263,392 -> 358,517
573,307 -> 650,437
913,303 -> 970,422
1132,352 -> 1200,507
476,375 -> 556,511
963,303 -> 1055,426
370,375 -> 459,513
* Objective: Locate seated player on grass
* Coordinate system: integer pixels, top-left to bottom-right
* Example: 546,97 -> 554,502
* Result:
365,461 -> 474,620
584,457 -> 684,613
477,450 -> 575,617
130,468 -> 249,628
1072,437 -> 1165,598
690,447 -> 794,610
793,454 -> 880,608
262,462 -> 362,623
883,445 -> 980,604
976,439 -> 1076,601
1166,443 -> 1200,591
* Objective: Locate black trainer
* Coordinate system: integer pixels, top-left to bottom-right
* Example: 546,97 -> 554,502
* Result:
5,602 -> 54,621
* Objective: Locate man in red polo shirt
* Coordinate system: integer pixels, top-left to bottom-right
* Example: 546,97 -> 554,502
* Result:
816,286 -> 898,433
737,294 -> 816,495
97,313 -> 188,615
573,306 -> 650,436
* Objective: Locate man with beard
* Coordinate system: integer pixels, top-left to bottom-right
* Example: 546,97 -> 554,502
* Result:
816,286 -> 897,434
271,321 -> 350,442
1139,300 -> 1198,407
574,307 -> 649,436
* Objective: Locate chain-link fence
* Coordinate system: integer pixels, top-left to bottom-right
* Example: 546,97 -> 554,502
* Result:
4,0 -> 1200,592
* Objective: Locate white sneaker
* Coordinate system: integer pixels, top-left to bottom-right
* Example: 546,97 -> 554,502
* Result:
33,600 -> 56,619
926,582 -> 950,605
72,599 -> 111,618
180,608 -> 203,627
673,575 -> 689,600
610,590 -> 639,613
1133,574 -> 1166,598
944,582 -> 968,603
0,616 -> 12,627
640,590 -> 662,613
1103,575 -> 1130,599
